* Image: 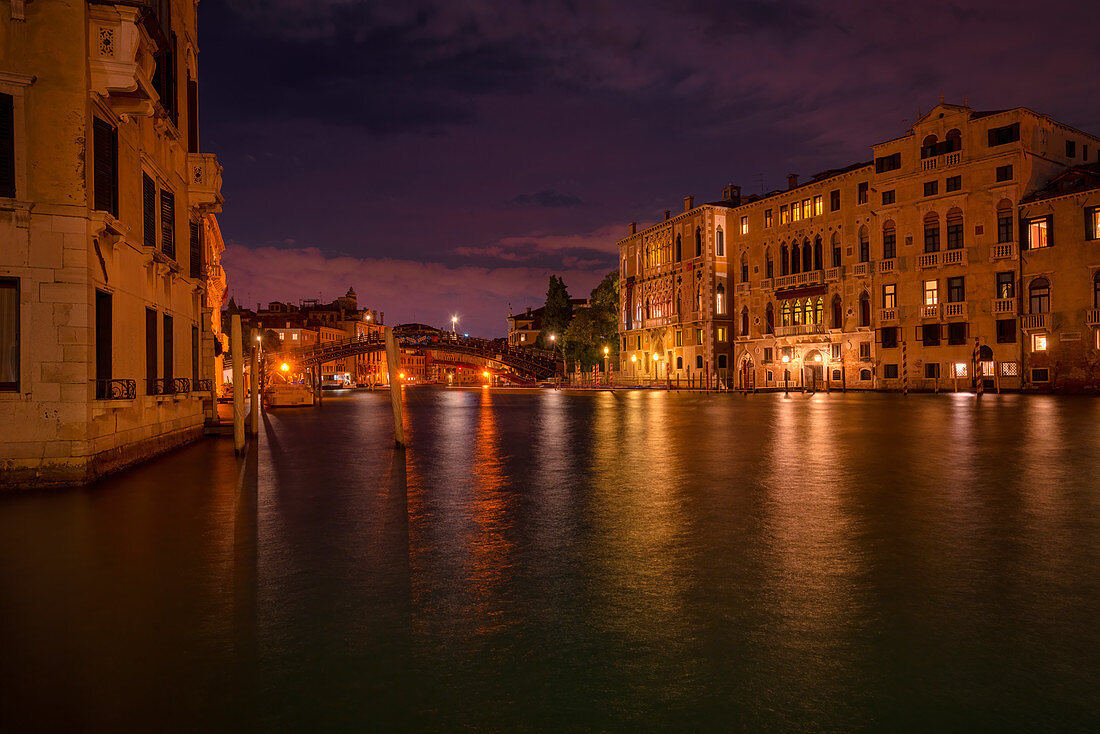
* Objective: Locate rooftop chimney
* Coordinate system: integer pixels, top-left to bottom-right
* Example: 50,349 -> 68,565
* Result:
723,184 -> 742,201
664,210 -> 671,220
684,195 -> 694,211
787,173 -> 799,190
628,222 -> 637,235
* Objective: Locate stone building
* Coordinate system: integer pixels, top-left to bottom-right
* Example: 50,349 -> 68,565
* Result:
724,103 -> 1100,392
0,0 -> 225,486
618,191 -> 736,384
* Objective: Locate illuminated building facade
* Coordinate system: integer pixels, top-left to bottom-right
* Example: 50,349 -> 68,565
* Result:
0,0 -> 225,486
725,103 -> 1100,391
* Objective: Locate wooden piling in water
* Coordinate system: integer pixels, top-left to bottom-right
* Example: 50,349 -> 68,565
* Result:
231,315 -> 245,455
249,329 -> 259,436
385,327 -> 405,448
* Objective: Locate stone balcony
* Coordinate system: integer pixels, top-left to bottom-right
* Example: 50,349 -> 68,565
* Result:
944,302 -> 967,319
991,242 -> 1017,260
775,323 -> 825,337
188,153 -> 224,212
88,2 -> 160,117
1021,313 -> 1048,330
921,303 -> 941,319
917,252 -> 939,269
852,262 -> 870,277
942,248 -> 967,266
879,308 -> 898,324
774,270 -> 824,290
920,151 -> 962,171
876,259 -> 896,274
759,278 -> 773,291
992,297 -> 1017,315
824,266 -> 843,282
1086,309 -> 1100,327
735,282 -> 749,294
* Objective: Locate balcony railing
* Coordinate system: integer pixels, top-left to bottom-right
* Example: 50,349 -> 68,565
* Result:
942,249 -> 967,266
759,278 -> 773,290
774,270 -> 824,289
991,242 -> 1017,260
944,302 -> 966,318
852,262 -> 870,276
146,377 -> 192,395
877,259 -> 896,274
921,303 -> 941,319
917,252 -> 939,268
992,297 -> 1016,315
879,308 -> 898,323
172,377 -> 192,394
920,151 -> 961,171
735,282 -> 749,294
824,266 -> 843,282
1021,313 -> 1048,330
775,323 -> 825,337
1087,308 -> 1100,327
94,378 -> 137,400
187,153 -> 224,212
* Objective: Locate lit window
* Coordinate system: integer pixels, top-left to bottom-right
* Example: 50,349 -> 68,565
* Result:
813,195 -> 823,216
882,283 -> 897,309
740,216 -> 748,235
717,327 -> 728,342
802,198 -> 811,219
715,283 -> 726,315
924,280 -> 939,305
520,334 -> 526,342
1087,207 -> 1100,240
764,209 -> 773,228
1027,217 -> 1049,248
292,333 -> 298,340
780,204 -> 789,224
792,202 -> 801,222
1033,333 -> 1048,351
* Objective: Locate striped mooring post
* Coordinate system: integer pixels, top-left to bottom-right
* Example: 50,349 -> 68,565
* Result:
902,340 -> 908,396
973,337 -> 983,399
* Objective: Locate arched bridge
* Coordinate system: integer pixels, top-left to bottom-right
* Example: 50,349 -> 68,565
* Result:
274,329 -> 560,382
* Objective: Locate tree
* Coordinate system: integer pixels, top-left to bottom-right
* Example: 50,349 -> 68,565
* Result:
564,271 -> 619,369
538,275 -> 573,349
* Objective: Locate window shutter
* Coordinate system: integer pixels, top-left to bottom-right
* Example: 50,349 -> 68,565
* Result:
189,218 -> 202,278
1046,215 -> 1054,247
0,93 -> 14,198
92,118 -> 118,217
1020,218 -> 1028,250
143,174 -> 157,248
160,188 -> 175,259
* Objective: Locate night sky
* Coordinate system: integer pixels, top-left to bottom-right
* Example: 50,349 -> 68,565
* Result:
201,0 -> 1100,336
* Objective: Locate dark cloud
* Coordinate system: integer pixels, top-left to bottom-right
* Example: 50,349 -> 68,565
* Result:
506,189 -> 585,208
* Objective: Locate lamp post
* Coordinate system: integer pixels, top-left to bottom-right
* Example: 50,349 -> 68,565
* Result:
603,346 -> 610,386
782,354 -> 790,395
653,352 -> 660,387
812,352 -> 822,393
631,353 -> 637,384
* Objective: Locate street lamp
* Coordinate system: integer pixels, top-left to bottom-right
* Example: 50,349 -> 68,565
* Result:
603,345 -> 610,386
782,354 -> 791,395
451,315 -> 458,335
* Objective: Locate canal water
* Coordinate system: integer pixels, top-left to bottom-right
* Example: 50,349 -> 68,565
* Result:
2,388 -> 1099,732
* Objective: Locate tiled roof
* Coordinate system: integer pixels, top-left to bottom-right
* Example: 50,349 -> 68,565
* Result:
1021,162 -> 1100,203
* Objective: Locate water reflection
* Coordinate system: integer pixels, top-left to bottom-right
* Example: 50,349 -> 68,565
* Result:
1,389 -> 1099,731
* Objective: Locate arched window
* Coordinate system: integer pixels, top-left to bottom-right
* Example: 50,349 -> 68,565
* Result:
815,297 -> 823,325
814,236 -> 823,271
946,207 -> 964,250
780,244 -> 789,276
716,229 -> 725,257
831,232 -> 841,268
945,128 -> 962,152
740,253 -> 749,283
715,283 -> 726,315
1029,278 -> 1050,314
676,355 -> 683,369
765,248 -> 774,279
695,227 -> 702,258
765,302 -> 774,334
675,234 -> 682,261
832,295 -> 843,329
883,220 -> 897,259
924,212 -> 940,253
1094,272 -> 1100,308
740,306 -> 749,336
781,301 -> 792,327
802,238 -> 812,272
858,226 -> 869,263
793,299 -> 803,325
859,368 -> 872,381
718,354 -> 728,369
996,199 -> 1014,244
859,291 -> 871,327
921,134 -> 939,159
791,242 -> 801,274
644,298 -> 651,319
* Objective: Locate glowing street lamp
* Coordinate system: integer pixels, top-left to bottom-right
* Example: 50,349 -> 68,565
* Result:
451,315 -> 458,335
603,346 -> 610,386
280,362 -> 290,372
782,354 -> 791,395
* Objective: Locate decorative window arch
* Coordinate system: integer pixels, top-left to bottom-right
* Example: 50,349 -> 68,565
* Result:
945,128 -> 962,152
781,300 -> 792,327
813,236 -> 823,271
716,228 -> 725,257
858,225 -> 869,263
923,211 -> 940,253
694,226 -> 702,258
780,243 -> 790,276
715,282 -> 726,315
740,253 -> 749,283
740,306 -> 749,336
1029,277 -> 1050,313
765,248 -> 774,279
814,296 -> 823,325
765,302 -> 774,334
791,241 -> 801,274
802,237 -> 812,272
831,231 -> 842,267
831,294 -> 843,328
859,290 -> 871,326
883,219 -> 897,259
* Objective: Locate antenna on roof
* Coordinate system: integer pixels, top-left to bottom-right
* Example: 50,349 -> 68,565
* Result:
939,91 -> 944,104
963,93 -> 969,107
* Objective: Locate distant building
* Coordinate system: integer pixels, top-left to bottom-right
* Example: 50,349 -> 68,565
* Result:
1,0 -> 226,486
507,299 -> 589,346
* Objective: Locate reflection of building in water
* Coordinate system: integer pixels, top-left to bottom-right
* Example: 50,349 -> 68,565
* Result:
620,103 -> 1100,392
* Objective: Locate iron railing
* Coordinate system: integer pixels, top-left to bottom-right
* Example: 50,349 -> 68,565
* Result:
94,378 -> 137,400
195,378 -> 214,392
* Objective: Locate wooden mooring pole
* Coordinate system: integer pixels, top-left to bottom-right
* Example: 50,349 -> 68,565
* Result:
249,329 -> 260,436
231,315 -> 245,455
385,326 -> 405,448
